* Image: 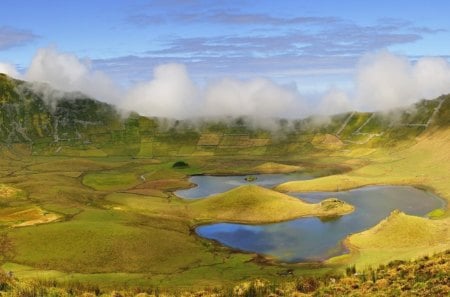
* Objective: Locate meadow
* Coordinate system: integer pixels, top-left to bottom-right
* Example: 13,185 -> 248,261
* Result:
0,127 -> 448,292
0,153 -> 339,289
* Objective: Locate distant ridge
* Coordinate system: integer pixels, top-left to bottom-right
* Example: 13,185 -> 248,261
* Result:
1,73 -> 449,157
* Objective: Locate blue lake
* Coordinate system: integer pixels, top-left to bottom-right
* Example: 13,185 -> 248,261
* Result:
175,173 -> 313,199
179,175 -> 446,262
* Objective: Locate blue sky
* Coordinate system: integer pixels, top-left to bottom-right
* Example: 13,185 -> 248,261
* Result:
0,0 -> 449,96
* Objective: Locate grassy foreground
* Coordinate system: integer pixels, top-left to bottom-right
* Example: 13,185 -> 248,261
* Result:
0,250 -> 448,296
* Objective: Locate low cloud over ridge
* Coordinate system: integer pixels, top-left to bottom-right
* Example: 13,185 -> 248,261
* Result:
2,47 -> 450,119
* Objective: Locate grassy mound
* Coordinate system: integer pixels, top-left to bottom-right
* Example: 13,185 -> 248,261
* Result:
190,185 -> 354,223
9,209 -> 214,274
252,162 -> 302,173
82,172 -> 139,191
330,211 -> 450,267
311,133 -> 344,149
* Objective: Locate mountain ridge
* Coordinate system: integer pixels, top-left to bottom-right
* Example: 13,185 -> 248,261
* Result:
1,73 -> 449,157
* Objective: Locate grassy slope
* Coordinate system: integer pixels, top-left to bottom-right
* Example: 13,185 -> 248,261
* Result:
276,128 -> 450,208
10,208 -> 217,274
1,250 -> 448,296
328,211 -> 450,268
251,162 -> 302,173
277,128 -> 450,268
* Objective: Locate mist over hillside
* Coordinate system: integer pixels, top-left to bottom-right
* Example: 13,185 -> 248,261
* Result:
1,72 -> 449,158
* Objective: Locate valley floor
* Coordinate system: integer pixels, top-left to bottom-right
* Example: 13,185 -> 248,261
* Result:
0,128 -> 449,290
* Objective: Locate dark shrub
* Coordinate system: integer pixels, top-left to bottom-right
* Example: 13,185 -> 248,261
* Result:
172,161 -> 189,168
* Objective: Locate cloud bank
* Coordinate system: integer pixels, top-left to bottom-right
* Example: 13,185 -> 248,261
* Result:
0,62 -> 20,78
354,51 -> 450,111
125,63 -> 199,119
25,48 -> 122,104
2,48 -> 450,120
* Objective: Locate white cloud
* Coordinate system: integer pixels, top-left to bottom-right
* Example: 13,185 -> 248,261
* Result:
0,62 -> 20,78
2,47 -> 450,121
413,57 -> 450,99
354,51 -> 416,110
317,87 -> 352,115
353,51 -> 450,111
203,77 -> 304,118
124,63 -> 199,119
25,47 -> 122,104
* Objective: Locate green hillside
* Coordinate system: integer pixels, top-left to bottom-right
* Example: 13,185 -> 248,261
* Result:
1,73 -> 449,158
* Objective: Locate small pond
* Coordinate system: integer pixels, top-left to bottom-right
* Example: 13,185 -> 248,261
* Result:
179,175 -> 446,262
175,173 -> 313,199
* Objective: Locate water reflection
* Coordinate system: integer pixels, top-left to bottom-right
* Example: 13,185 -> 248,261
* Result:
175,173 -> 313,199
196,185 -> 445,262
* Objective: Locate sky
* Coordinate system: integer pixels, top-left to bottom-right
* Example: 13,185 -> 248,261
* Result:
1,0 -> 450,119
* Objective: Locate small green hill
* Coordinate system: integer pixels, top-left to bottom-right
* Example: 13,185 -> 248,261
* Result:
190,185 -> 354,223
330,211 -> 450,267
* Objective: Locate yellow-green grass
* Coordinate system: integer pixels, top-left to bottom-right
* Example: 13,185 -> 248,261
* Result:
189,185 -> 354,223
427,208 -> 447,219
9,208 -> 213,274
27,158 -> 119,172
105,192 -> 188,220
274,129 -> 450,269
2,254 -> 331,289
0,206 -> 60,227
134,178 -> 192,191
52,146 -> 108,157
311,133 -> 344,150
327,211 -> 450,268
82,172 -> 140,191
0,184 -> 24,199
6,205 -> 328,288
107,186 -> 354,224
124,188 -> 169,197
123,178 -> 192,197
276,128 -> 450,209
1,126 -> 450,288
275,174 -> 419,193
1,172 -> 103,206
252,162 -> 303,173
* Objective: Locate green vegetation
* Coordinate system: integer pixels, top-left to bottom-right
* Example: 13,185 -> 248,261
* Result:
0,250 -> 448,296
252,162 -> 302,173
82,172 -> 139,191
427,208 -> 446,219
244,175 -> 257,182
172,160 -> 189,168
